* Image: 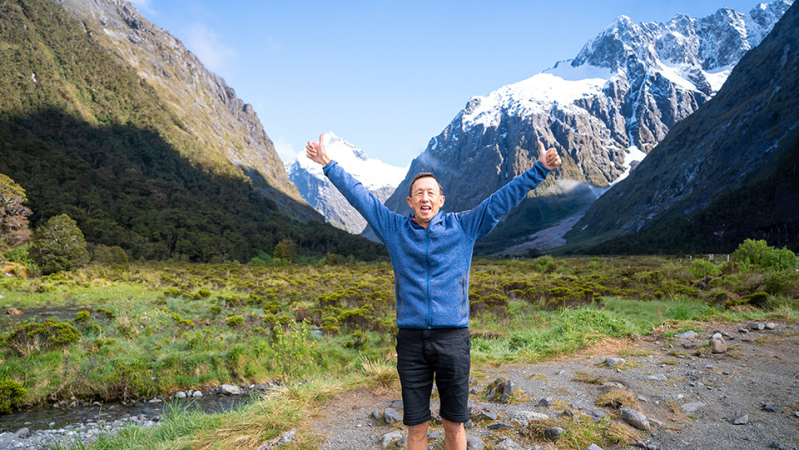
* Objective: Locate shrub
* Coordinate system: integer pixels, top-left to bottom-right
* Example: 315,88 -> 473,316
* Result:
273,239 -> 297,263
6,319 -> 81,356
92,244 -> 129,264
732,239 -> 798,271
226,315 -> 245,327
0,379 -> 26,414
689,259 -> 722,278
29,214 -> 90,275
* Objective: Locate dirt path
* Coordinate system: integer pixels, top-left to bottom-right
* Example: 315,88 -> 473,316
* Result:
308,321 -> 799,449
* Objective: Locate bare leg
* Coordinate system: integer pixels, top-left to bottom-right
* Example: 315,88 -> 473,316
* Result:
442,417 -> 466,450
407,421 -> 429,450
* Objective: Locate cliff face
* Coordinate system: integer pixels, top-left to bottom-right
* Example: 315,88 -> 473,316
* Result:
58,0 -> 320,221
566,0 -> 799,253
382,1 -> 791,254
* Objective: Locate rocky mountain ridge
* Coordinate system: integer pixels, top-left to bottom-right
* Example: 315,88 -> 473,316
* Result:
565,0 -> 799,253
384,1 -> 792,253
287,133 -> 407,235
58,0 -> 320,222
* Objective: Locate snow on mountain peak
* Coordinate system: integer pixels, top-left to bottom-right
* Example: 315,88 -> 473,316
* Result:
291,132 -> 407,190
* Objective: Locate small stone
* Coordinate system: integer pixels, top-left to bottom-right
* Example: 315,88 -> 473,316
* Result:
674,331 -> 697,339
371,409 -> 382,421
465,434 -> 485,450
621,408 -> 651,432
383,407 -> 402,424
646,374 -> 668,381
389,400 -> 403,408
510,411 -> 549,427
470,406 -> 498,421
485,378 -> 513,403
427,431 -> 441,440
487,421 -> 514,431
587,444 -> 604,450
762,405 -> 781,413
174,391 -> 187,399
681,402 -> 707,413
493,438 -> 524,450
379,431 -> 402,449
220,384 -> 241,395
544,427 -> 564,441
738,328 -> 749,333
14,428 -> 29,437
765,323 -> 777,330
561,409 -> 576,418
605,358 -> 625,367
536,397 -> 555,407
732,414 -> 749,425
192,390 -> 203,398
746,322 -> 765,331
710,337 -> 727,354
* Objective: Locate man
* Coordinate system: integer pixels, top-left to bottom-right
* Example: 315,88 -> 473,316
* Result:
305,134 -> 561,450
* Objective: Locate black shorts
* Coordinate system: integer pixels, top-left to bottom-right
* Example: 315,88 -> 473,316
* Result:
396,328 -> 471,426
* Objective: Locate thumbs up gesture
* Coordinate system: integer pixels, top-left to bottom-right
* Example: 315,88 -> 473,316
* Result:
538,141 -> 561,171
306,133 -> 332,166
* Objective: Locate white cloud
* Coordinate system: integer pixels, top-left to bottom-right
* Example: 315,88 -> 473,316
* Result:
184,23 -> 236,73
274,137 -> 300,164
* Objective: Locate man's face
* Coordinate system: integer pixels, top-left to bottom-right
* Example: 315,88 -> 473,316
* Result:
406,176 -> 445,227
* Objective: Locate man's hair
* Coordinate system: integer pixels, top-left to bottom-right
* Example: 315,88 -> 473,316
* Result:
408,172 -> 443,197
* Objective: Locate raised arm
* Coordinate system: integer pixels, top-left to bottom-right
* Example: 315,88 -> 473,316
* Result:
459,141 -> 561,240
305,134 -> 397,243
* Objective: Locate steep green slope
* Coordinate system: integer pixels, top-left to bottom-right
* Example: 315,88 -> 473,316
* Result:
565,1 -> 799,254
0,0 -> 386,262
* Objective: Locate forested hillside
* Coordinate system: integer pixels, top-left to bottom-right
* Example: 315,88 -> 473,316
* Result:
0,0 -> 386,262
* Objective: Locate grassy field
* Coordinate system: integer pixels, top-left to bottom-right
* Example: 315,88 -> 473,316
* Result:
1,254 -> 797,448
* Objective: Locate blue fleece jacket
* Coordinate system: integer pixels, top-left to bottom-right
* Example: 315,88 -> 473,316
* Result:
324,161 -> 552,329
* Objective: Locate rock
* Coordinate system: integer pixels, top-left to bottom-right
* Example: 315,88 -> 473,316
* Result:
485,378 -> 513,403
509,411 -> 549,426
371,409 -> 382,421
494,437 -> 524,449
466,434 -> 485,450
561,409 -> 576,418
470,406 -> 498,421
428,431 -> 441,440
646,374 -> 668,381
605,358 -> 626,367
738,328 -> 749,333
389,400 -> 403,408
192,390 -> 203,398
487,421 -> 514,430
746,322 -> 765,331
219,384 -> 241,395
674,331 -> 698,339
710,335 -> 727,354
383,407 -> 402,424
587,444 -> 604,450
544,427 -> 564,441
14,428 -> 29,437
681,402 -> 707,413
765,323 -> 777,330
379,431 -> 402,449
537,397 -> 556,407
621,408 -> 651,432
572,402 -> 605,422
732,414 -> 749,425
174,391 -> 187,399
762,405 -> 781,413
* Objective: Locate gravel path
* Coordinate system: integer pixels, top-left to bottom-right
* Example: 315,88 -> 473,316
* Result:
310,321 -> 799,449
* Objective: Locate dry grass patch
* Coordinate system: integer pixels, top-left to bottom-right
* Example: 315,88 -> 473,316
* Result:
572,371 -> 607,385
596,390 -> 640,410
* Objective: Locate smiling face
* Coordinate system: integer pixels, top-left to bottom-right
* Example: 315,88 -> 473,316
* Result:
406,175 -> 445,228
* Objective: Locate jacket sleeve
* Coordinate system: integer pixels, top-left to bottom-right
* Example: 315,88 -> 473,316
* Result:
458,161 -> 552,241
323,160 -> 397,243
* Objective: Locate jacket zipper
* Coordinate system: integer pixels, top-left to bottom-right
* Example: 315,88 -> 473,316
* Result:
426,227 -> 431,329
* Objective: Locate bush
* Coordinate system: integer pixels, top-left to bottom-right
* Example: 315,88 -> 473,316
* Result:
689,259 -> 722,278
732,239 -> 798,271
92,244 -> 128,264
6,319 -> 81,356
0,379 -> 26,414
30,214 -> 90,275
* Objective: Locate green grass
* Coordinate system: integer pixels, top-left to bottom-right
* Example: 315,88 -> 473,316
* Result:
0,256 -> 797,449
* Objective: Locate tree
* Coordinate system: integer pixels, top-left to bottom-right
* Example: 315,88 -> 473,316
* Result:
273,238 -> 297,263
0,174 -> 33,252
30,214 -> 90,275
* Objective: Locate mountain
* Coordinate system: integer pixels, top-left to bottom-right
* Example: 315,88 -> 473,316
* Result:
287,133 -> 407,235
383,0 -> 792,255
57,0 -> 319,222
0,0 -> 386,262
564,0 -> 799,254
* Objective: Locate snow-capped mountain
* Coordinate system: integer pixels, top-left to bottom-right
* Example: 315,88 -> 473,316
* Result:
384,0 -> 792,253
288,133 -> 408,235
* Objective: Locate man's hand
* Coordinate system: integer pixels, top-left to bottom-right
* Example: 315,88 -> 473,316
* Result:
306,133 -> 332,166
538,141 -> 562,171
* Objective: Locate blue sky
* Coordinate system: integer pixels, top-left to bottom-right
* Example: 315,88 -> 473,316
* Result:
128,0 -> 768,167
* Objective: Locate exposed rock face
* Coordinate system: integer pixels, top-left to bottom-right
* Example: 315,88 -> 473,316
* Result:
58,0 -> 320,222
288,133 -> 406,235
384,1 -> 791,235
568,0 -> 799,251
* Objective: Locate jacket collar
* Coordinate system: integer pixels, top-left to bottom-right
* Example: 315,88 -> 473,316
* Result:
409,211 -> 445,229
